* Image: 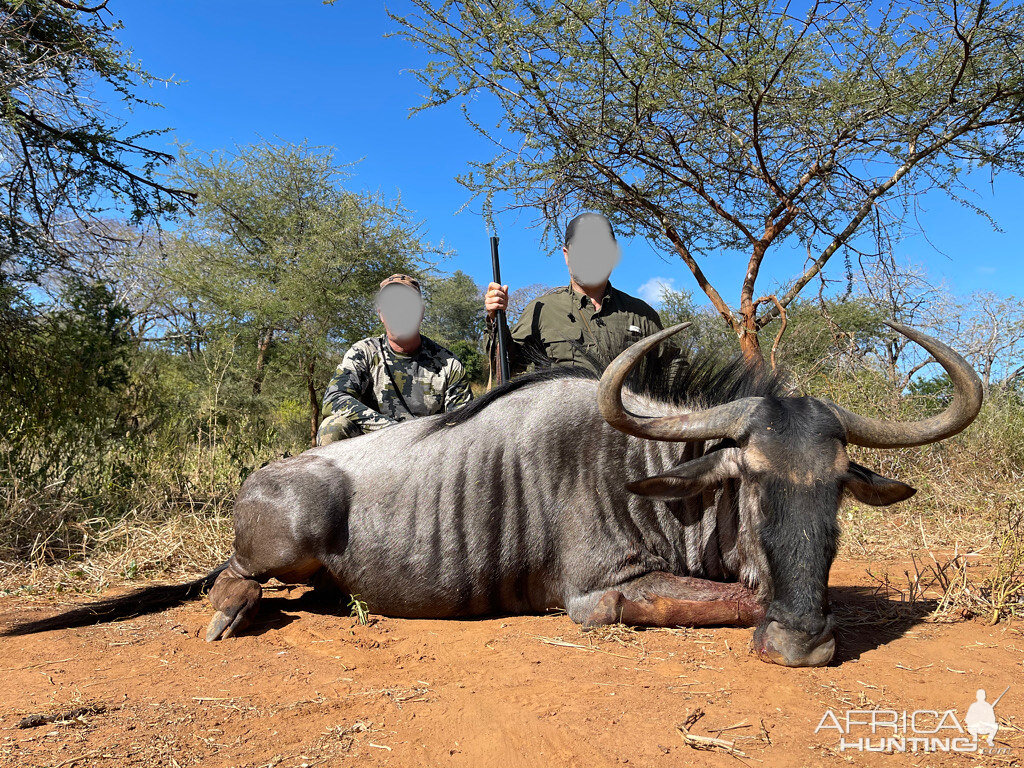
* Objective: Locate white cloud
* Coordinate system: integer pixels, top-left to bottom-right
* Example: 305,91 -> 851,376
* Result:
637,276 -> 676,305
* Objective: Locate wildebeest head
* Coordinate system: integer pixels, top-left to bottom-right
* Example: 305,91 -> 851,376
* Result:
598,322 -> 983,667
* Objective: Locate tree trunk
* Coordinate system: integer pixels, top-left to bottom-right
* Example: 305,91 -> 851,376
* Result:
737,308 -> 764,363
738,277 -> 764,365
306,358 -> 320,448
253,328 -> 273,396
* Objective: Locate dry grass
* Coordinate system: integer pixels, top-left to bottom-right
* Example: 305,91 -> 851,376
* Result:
851,514 -> 1024,627
982,508 -> 1024,623
0,431 -> 246,596
834,400 -> 1024,626
0,489 -> 232,597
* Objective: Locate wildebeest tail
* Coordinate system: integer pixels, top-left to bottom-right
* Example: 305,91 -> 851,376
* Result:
1,562 -> 228,636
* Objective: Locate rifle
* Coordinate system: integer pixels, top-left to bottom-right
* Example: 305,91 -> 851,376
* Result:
490,235 -> 511,386
992,686 -> 1010,708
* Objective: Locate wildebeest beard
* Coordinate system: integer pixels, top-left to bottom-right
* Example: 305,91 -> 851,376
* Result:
755,476 -> 841,635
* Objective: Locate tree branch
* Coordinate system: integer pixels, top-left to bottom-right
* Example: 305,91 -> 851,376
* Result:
50,0 -> 109,12
13,105 -> 193,204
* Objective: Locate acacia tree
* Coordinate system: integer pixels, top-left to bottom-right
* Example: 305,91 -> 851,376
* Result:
948,291 -> 1024,390
859,259 -> 951,389
0,0 -> 192,286
170,141 -> 429,445
392,0 -> 1024,359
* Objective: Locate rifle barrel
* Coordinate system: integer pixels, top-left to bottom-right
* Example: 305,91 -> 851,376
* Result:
490,236 -> 511,384
992,685 -> 1010,708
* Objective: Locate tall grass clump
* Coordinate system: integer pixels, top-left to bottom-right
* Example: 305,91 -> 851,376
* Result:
0,322 -> 309,594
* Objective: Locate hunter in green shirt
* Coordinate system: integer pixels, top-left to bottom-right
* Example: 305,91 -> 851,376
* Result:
490,282 -> 662,375
485,212 -> 664,376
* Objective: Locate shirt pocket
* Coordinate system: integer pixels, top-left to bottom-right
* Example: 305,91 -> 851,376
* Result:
604,316 -> 644,351
419,374 -> 444,415
542,327 -> 586,367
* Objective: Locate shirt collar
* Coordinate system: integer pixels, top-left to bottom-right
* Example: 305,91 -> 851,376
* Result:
570,282 -> 615,310
380,333 -> 425,358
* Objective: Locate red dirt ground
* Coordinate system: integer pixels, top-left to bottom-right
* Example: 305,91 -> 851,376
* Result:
1,560 -> 1022,768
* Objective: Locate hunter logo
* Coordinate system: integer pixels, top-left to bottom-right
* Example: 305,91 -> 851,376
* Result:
815,686 -> 1010,754
965,688 -> 1002,746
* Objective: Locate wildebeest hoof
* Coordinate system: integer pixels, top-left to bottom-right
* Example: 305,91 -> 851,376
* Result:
206,610 -> 244,642
583,590 -> 626,628
206,566 -> 262,641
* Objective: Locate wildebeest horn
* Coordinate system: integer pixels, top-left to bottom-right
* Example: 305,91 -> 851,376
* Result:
830,321 -> 984,449
598,323 -> 761,442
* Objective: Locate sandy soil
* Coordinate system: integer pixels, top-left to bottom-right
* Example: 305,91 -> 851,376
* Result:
1,560 -> 1022,768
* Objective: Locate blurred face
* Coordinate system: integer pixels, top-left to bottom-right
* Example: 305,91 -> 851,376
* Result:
376,284 -> 424,342
564,217 -> 620,289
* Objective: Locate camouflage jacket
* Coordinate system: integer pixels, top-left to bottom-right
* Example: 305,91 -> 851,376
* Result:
322,334 -> 473,432
489,283 -> 663,376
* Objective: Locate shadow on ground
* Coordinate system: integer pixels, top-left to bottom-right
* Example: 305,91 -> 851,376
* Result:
235,588 -> 363,637
221,582 -> 950,663
829,585 -> 939,663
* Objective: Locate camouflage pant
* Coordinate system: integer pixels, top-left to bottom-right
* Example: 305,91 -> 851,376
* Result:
316,412 -> 364,445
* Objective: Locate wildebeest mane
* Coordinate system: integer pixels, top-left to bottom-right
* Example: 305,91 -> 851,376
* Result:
424,334 -> 787,435
628,342 -> 787,409
425,364 -> 597,433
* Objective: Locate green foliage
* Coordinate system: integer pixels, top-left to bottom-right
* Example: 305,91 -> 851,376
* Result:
422,270 -> 485,345
0,279 -> 133,493
421,270 -> 487,383
165,140 -> 433,442
908,373 -> 954,408
0,0 -> 191,285
348,594 -> 371,625
769,298 -> 888,373
445,339 -> 486,384
172,140 -> 424,351
59,280 -> 133,392
658,288 -> 735,352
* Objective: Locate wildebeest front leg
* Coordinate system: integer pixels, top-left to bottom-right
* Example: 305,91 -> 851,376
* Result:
583,572 -> 764,629
206,559 -> 263,641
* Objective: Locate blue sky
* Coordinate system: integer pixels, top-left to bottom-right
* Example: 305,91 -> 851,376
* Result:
110,1 -> 1022,311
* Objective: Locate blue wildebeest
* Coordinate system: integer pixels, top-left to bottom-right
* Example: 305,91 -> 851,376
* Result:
4,322 -> 982,667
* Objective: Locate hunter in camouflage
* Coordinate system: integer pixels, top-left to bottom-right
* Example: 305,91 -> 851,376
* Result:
317,275 -> 473,444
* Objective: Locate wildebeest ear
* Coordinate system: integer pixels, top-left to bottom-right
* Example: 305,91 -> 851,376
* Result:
843,461 -> 916,506
627,449 -> 741,500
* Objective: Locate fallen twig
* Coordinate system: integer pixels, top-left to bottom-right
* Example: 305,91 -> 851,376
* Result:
677,726 -> 748,757
531,635 -> 635,659
48,750 -> 102,768
713,721 -> 751,736
3,657 -> 77,671
18,704 -> 106,729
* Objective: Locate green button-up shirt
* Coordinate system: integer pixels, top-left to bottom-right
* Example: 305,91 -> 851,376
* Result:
491,282 -> 663,376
